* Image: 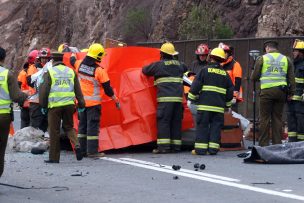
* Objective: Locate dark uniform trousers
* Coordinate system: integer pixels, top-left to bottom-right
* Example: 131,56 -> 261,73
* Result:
78,105 -> 101,155
48,105 -> 79,162
287,101 -> 304,142
157,102 -> 183,151
195,111 -> 223,155
20,107 -> 30,129
259,87 -> 286,146
0,114 -> 11,177
29,103 -> 48,132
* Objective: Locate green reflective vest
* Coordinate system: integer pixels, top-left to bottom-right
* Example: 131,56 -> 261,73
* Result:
48,65 -> 75,108
260,53 -> 288,89
0,66 -> 11,114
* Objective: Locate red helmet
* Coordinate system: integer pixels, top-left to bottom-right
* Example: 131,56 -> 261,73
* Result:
38,47 -> 51,58
27,50 -> 39,64
195,44 -> 209,55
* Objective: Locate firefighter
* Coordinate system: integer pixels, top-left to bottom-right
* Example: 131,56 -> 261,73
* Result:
188,48 -> 234,155
0,47 -> 28,176
219,43 -> 243,111
27,48 -> 50,132
142,42 -> 188,154
287,39 -> 304,142
71,43 -> 120,158
17,50 -> 38,128
189,44 -> 209,74
39,52 -> 85,163
251,40 -> 295,146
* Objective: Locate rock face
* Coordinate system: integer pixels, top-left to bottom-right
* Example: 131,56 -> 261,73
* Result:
256,0 -> 304,37
0,0 -> 301,69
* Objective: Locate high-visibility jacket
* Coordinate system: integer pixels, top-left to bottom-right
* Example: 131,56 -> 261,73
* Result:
142,59 -> 188,102
260,53 -> 288,89
27,64 -> 39,103
221,56 -> 243,102
291,58 -> 304,103
18,70 -> 30,91
0,66 -> 11,114
188,63 -> 234,113
18,69 -> 30,107
48,65 -> 75,108
75,61 -> 110,107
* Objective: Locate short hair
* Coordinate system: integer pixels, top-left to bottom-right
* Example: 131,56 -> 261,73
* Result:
264,40 -> 278,49
0,47 -> 6,61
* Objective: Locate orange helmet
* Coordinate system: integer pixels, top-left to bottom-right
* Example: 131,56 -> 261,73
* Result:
195,44 -> 209,55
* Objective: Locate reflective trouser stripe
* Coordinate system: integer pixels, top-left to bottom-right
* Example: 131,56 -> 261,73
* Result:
78,134 -> 87,138
157,97 -> 183,102
292,95 -> 302,101
87,135 -> 99,154
297,134 -> 304,140
171,140 -> 182,145
288,132 -> 297,137
196,105 -> 224,113
157,139 -> 171,144
78,134 -> 87,154
194,143 -> 208,149
209,142 -> 220,149
295,77 -> 304,83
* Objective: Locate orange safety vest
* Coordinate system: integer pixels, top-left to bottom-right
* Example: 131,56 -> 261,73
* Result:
26,64 -> 39,103
221,57 -> 243,102
75,61 -> 110,107
17,69 -> 30,107
184,75 -> 195,94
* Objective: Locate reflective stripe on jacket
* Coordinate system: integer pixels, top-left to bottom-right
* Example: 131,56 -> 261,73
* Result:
48,65 -> 75,108
260,53 -> 288,89
0,66 -> 11,114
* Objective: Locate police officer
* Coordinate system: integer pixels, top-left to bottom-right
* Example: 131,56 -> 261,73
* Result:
287,39 -> 304,142
72,43 -> 120,158
142,42 -> 188,154
39,52 -> 85,163
251,40 -> 295,146
0,47 -> 27,176
188,48 -> 234,155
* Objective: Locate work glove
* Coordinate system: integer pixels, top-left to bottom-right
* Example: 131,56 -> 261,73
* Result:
115,101 -> 121,110
112,95 -> 121,110
225,108 -> 232,114
41,108 -> 48,115
77,108 -> 85,113
187,100 -> 191,108
232,97 -> 237,105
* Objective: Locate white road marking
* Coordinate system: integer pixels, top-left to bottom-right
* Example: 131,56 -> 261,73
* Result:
101,157 -> 304,201
120,157 -> 240,182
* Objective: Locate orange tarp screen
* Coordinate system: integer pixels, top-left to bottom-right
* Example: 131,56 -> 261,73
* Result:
65,47 -> 193,151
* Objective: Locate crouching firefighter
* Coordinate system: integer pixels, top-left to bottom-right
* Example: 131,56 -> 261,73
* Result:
0,47 -> 28,176
142,42 -> 188,154
188,48 -> 234,155
39,52 -> 85,163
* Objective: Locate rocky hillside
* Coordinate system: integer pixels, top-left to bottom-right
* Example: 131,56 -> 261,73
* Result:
0,0 -> 302,69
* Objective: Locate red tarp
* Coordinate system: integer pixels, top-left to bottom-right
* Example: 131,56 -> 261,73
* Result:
64,47 -> 193,151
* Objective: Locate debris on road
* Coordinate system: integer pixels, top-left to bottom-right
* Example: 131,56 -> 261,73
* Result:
172,165 -> 181,171
71,172 -> 83,177
199,164 -> 206,170
251,182 -> 274,185
194,163 -> 200,169
173,176 -> 179,180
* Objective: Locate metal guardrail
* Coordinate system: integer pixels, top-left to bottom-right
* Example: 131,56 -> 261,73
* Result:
137,36 -> 304,119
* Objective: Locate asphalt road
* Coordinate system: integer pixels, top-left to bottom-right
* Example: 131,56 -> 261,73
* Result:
1,111 -> 303,203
